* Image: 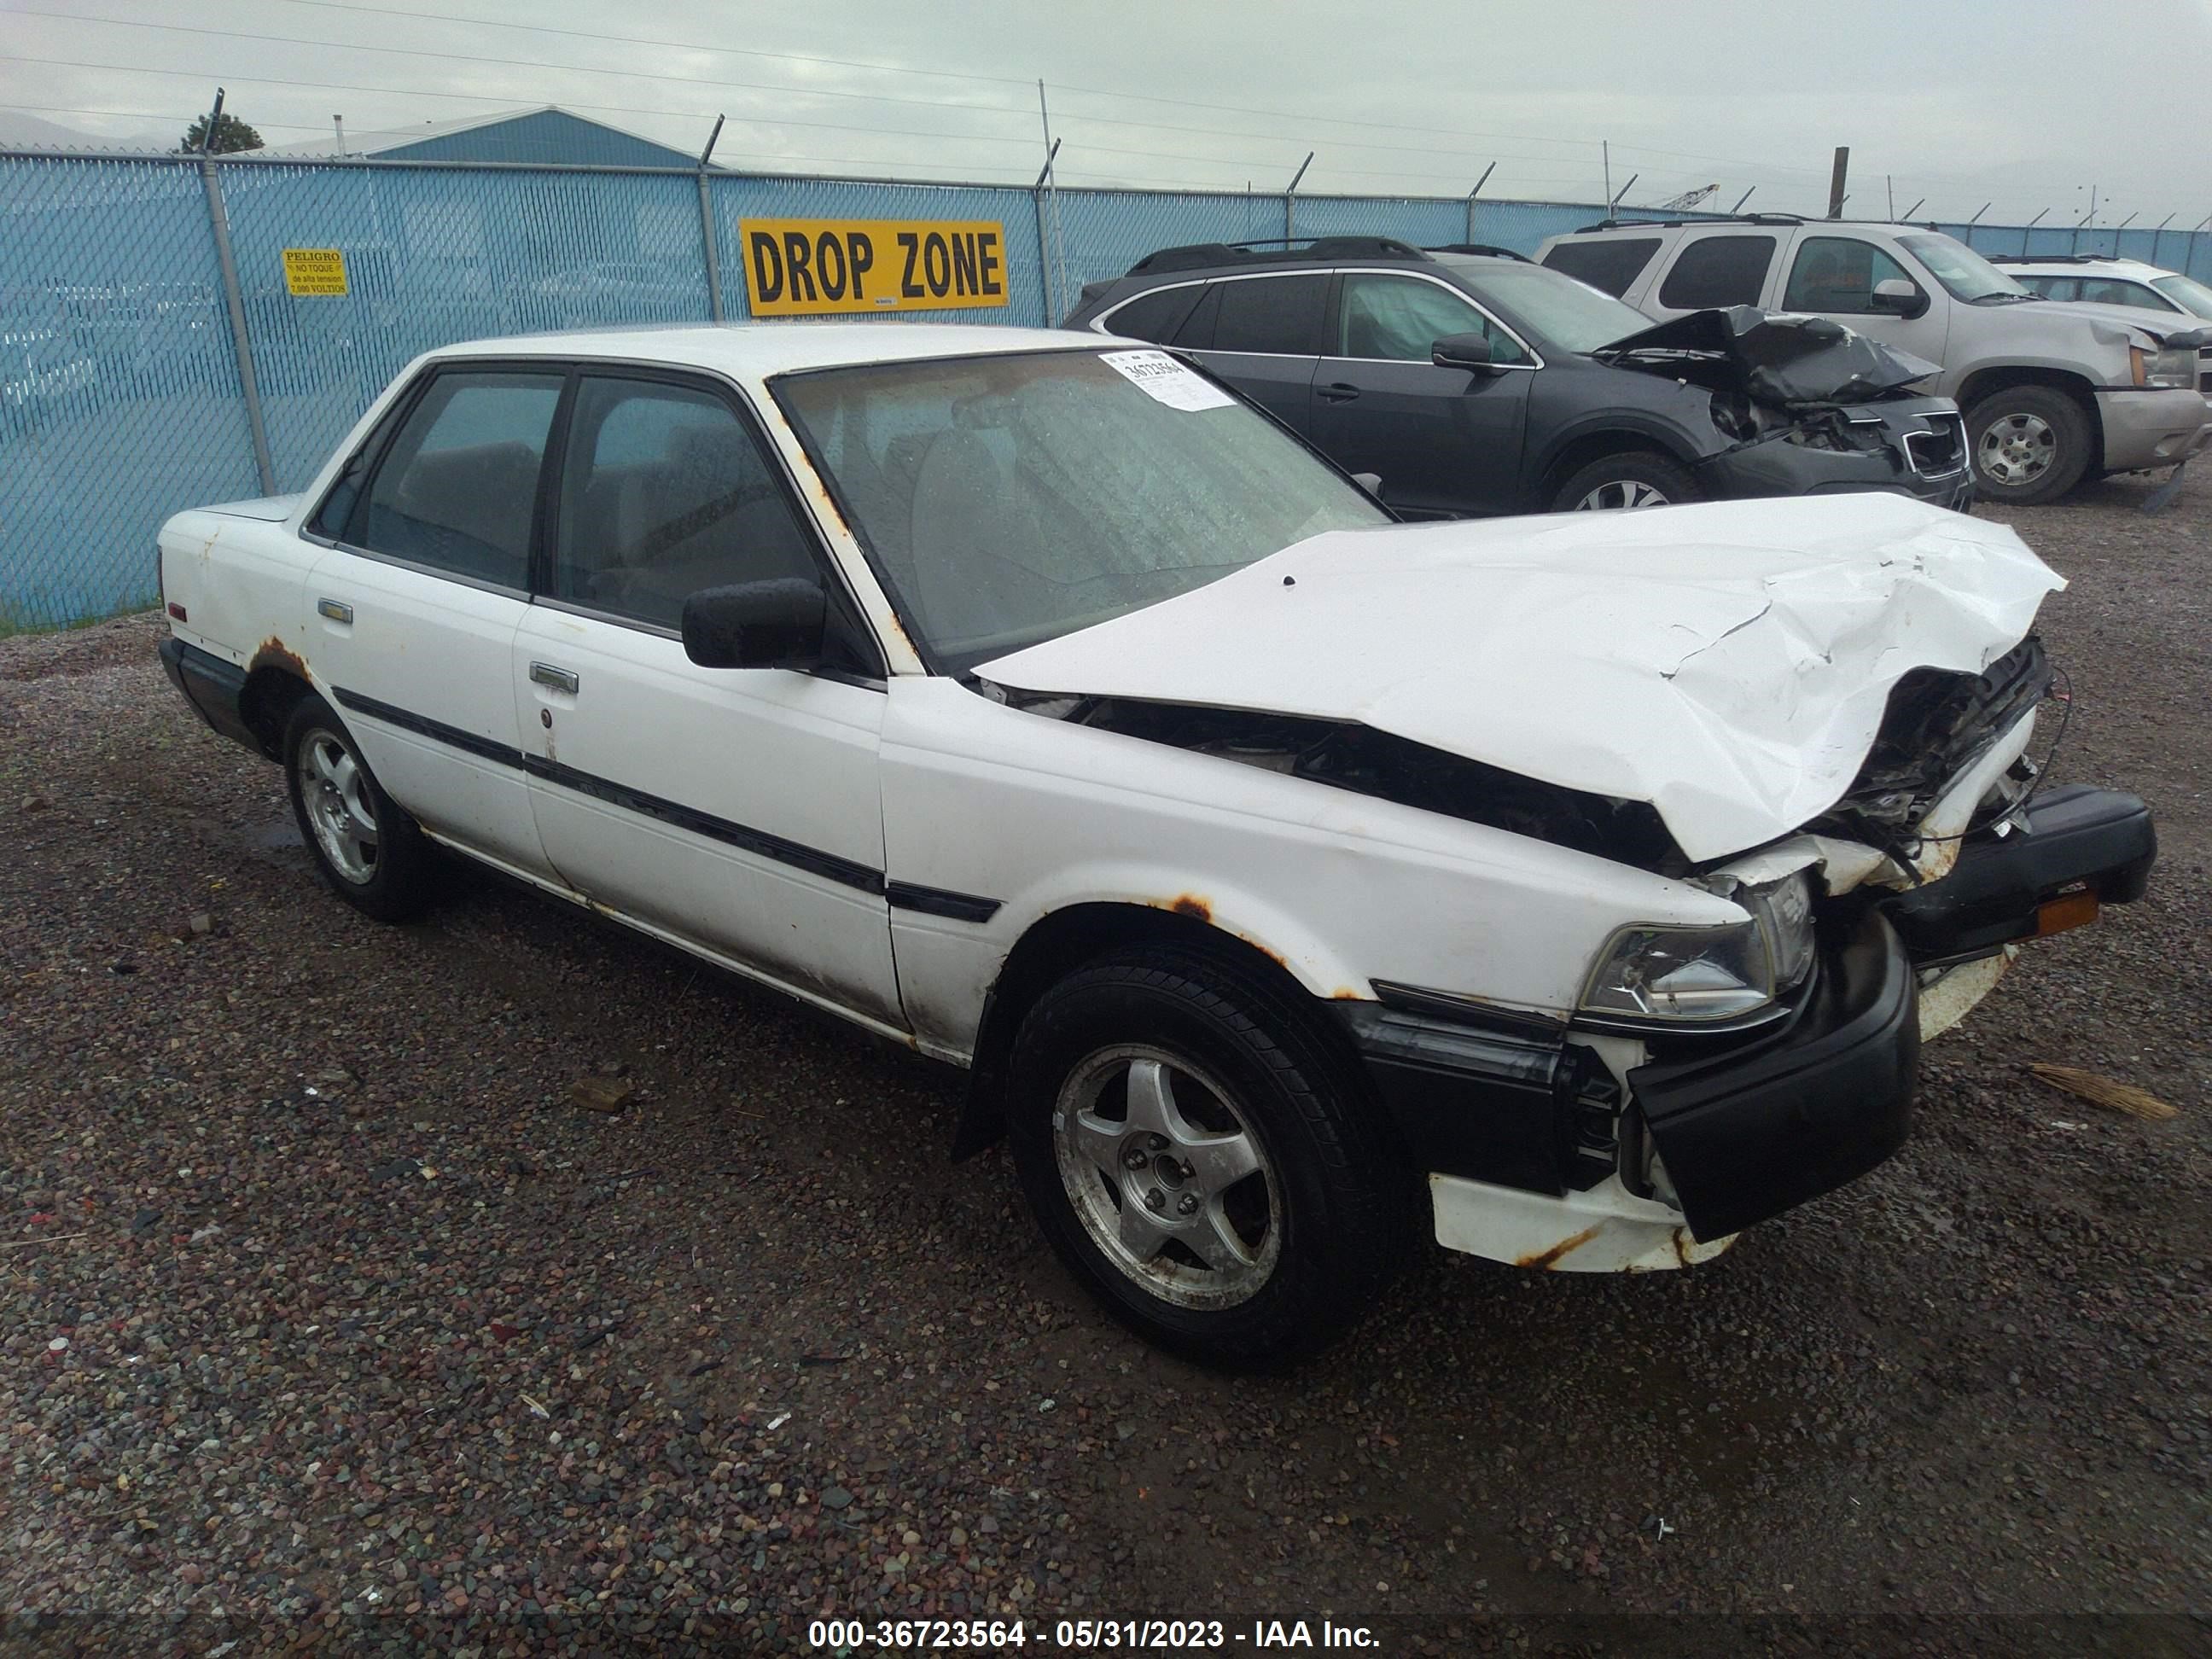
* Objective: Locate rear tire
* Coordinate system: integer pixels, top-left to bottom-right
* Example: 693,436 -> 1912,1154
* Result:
1004,948 -> 1411,1371
1965,385 -> 2092,505
283,694 -> 437,923
1551,450 -> 1703,512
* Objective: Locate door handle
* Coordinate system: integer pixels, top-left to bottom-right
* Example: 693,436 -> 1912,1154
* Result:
529,661 -> 579,695
1318,382 -> 1361,403
316,597 -> 352,624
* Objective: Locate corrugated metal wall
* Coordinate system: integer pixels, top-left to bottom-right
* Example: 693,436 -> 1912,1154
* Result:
3,148 -> 2209,630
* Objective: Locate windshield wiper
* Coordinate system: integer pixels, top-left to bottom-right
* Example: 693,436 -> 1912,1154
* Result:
1970,291 -> 2041,306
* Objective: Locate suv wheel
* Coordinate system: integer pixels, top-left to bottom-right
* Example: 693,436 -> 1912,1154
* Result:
1004,950 -> 1409,1370
1552,451 -> 1702,512
1965,385 -> 2092,505
283,694 -> 437,923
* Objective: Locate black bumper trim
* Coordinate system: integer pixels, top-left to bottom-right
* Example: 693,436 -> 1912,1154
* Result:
1630,911 -> 1918,1242
159,637 -> 260,754
1879,784 -> 2156,963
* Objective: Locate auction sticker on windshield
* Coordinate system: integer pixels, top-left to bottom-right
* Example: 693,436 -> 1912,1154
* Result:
1101,349 -> 1237,411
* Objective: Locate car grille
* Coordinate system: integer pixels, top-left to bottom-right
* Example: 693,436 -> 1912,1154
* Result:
1904,414 -> 1967,477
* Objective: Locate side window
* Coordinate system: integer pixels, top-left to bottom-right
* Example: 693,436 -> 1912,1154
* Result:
1656,235 -> 1777,310
1101,285 -> 1203,343
1782,236 -> 1914,314
2016,276 -> 2075,300
355,370 -> 563,587
1540,237 -> 1662,297
552,376 -> 822,632
1208,274 -> 1330,355
1336,273 -> 1528,364
2080,277 -> 2167,310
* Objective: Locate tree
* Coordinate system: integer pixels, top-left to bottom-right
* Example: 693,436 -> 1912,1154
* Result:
180,112 -> 264,154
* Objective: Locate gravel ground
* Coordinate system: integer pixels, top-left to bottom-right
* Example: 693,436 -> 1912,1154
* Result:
3,472 -> 2207,1655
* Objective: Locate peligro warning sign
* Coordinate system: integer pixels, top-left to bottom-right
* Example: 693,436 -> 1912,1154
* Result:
282,247 -> 348,296
740,218 -> 1007,317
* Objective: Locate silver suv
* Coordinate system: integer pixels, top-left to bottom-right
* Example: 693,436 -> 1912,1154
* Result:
1538,216 -> 2212,505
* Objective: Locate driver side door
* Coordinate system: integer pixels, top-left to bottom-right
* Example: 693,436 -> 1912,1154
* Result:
512,368 -> 904,1028
1778,233 -> 1953,364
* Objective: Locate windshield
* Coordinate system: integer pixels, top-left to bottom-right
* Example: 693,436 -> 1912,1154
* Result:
773,348 -> 1388,672
1447,259 -> 1657,352
2151,273 -> 2212,319
1898,234 -> 2035,304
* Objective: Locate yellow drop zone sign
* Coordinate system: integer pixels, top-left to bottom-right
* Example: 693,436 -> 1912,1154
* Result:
282,247 -> 348,297
740,218 -> 1008,316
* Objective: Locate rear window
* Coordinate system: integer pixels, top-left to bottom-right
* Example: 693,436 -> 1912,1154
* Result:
1099,284 -> 1204,344
1656,235 -> 1776,310
1540,237 -> 1662,297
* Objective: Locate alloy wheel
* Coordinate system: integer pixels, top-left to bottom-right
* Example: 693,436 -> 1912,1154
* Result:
296,728 -> 379,884
1052,1044 -> 1280,1309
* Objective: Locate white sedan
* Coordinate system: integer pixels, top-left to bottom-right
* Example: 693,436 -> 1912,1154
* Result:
157,323 -> 2156,1366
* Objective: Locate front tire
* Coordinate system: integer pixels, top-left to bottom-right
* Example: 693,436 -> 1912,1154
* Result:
1551,450 -> 1703,513
283,694 -> 437,923
1005,950 -> 1410,1370
1965,385 -> 2092,505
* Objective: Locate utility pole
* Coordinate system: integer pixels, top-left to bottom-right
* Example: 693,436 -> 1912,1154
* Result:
1886,175 -> 1895,219
1284,151 -> 1313,241
1826,147 -> 1848,218
1465,161 -> 1494,243
333,114 -> 345,156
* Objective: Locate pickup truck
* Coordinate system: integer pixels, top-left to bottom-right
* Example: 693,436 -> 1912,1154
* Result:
1538,217 -> 2212,504
157,323 -> 2157,1367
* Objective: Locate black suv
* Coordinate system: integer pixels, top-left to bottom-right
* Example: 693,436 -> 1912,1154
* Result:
1062,237 -> 1973,517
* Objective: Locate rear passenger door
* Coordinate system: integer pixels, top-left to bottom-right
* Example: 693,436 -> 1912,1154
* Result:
1170,272 -> 1329,433
300,364 -> 562,881
1310,271 -> 1533,516
512,370 -> 904,1027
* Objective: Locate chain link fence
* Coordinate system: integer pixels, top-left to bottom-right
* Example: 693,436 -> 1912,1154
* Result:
4,148 -> 2211,631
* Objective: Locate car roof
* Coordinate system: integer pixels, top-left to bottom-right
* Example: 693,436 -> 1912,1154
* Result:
419,321 -> 1103,379
1995,257 -> 2171,277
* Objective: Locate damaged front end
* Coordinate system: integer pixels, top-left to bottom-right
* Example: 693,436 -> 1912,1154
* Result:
1597,306 -> 1973,509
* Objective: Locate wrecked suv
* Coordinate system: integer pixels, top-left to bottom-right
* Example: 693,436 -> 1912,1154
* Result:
1063,237 -> 1972,515
157,325 -> 2155,1367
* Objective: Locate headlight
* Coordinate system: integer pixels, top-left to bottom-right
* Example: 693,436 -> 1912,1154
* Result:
2131,344 -> 2198,388
1580,873 -> 1815,1025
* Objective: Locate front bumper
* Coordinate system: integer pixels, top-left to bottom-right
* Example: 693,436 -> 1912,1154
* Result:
2094,387 -> 2212,471
1696,398 -> 1975,511
1348,786 -> 2157,1263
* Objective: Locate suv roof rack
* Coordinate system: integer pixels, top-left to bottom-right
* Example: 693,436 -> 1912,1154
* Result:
1987,253 -> 2126,265
1425,243 -> 1529,262
1124,236 -> 1430,276
1571,212 -> 1808,234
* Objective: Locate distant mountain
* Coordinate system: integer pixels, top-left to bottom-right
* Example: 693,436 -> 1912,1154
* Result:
0,112 -> 180,153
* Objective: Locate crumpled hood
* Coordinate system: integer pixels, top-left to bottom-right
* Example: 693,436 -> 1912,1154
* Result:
978,493 -> 2064,864
1592,306 -> 1939,404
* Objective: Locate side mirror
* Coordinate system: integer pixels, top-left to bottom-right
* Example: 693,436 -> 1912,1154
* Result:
1431,331 -> 1497,371
1349,471 -> 1383,498
1871,277 -> 1928,319
681,579 -> 827,670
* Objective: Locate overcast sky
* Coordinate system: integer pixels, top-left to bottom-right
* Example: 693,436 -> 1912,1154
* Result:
4,0 -> 2210,225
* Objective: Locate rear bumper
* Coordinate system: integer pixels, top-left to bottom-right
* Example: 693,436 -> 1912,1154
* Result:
2095,387 -> 2212,471
159,635 -> 261,754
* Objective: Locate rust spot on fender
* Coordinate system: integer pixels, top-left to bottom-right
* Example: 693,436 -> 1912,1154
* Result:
1168,895 -> 1211,923
250,636 -> 308,680
1330,987 -> 1364,1000
1671,1228 -> 1695,1268
1516,1223 -> 1603,1271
